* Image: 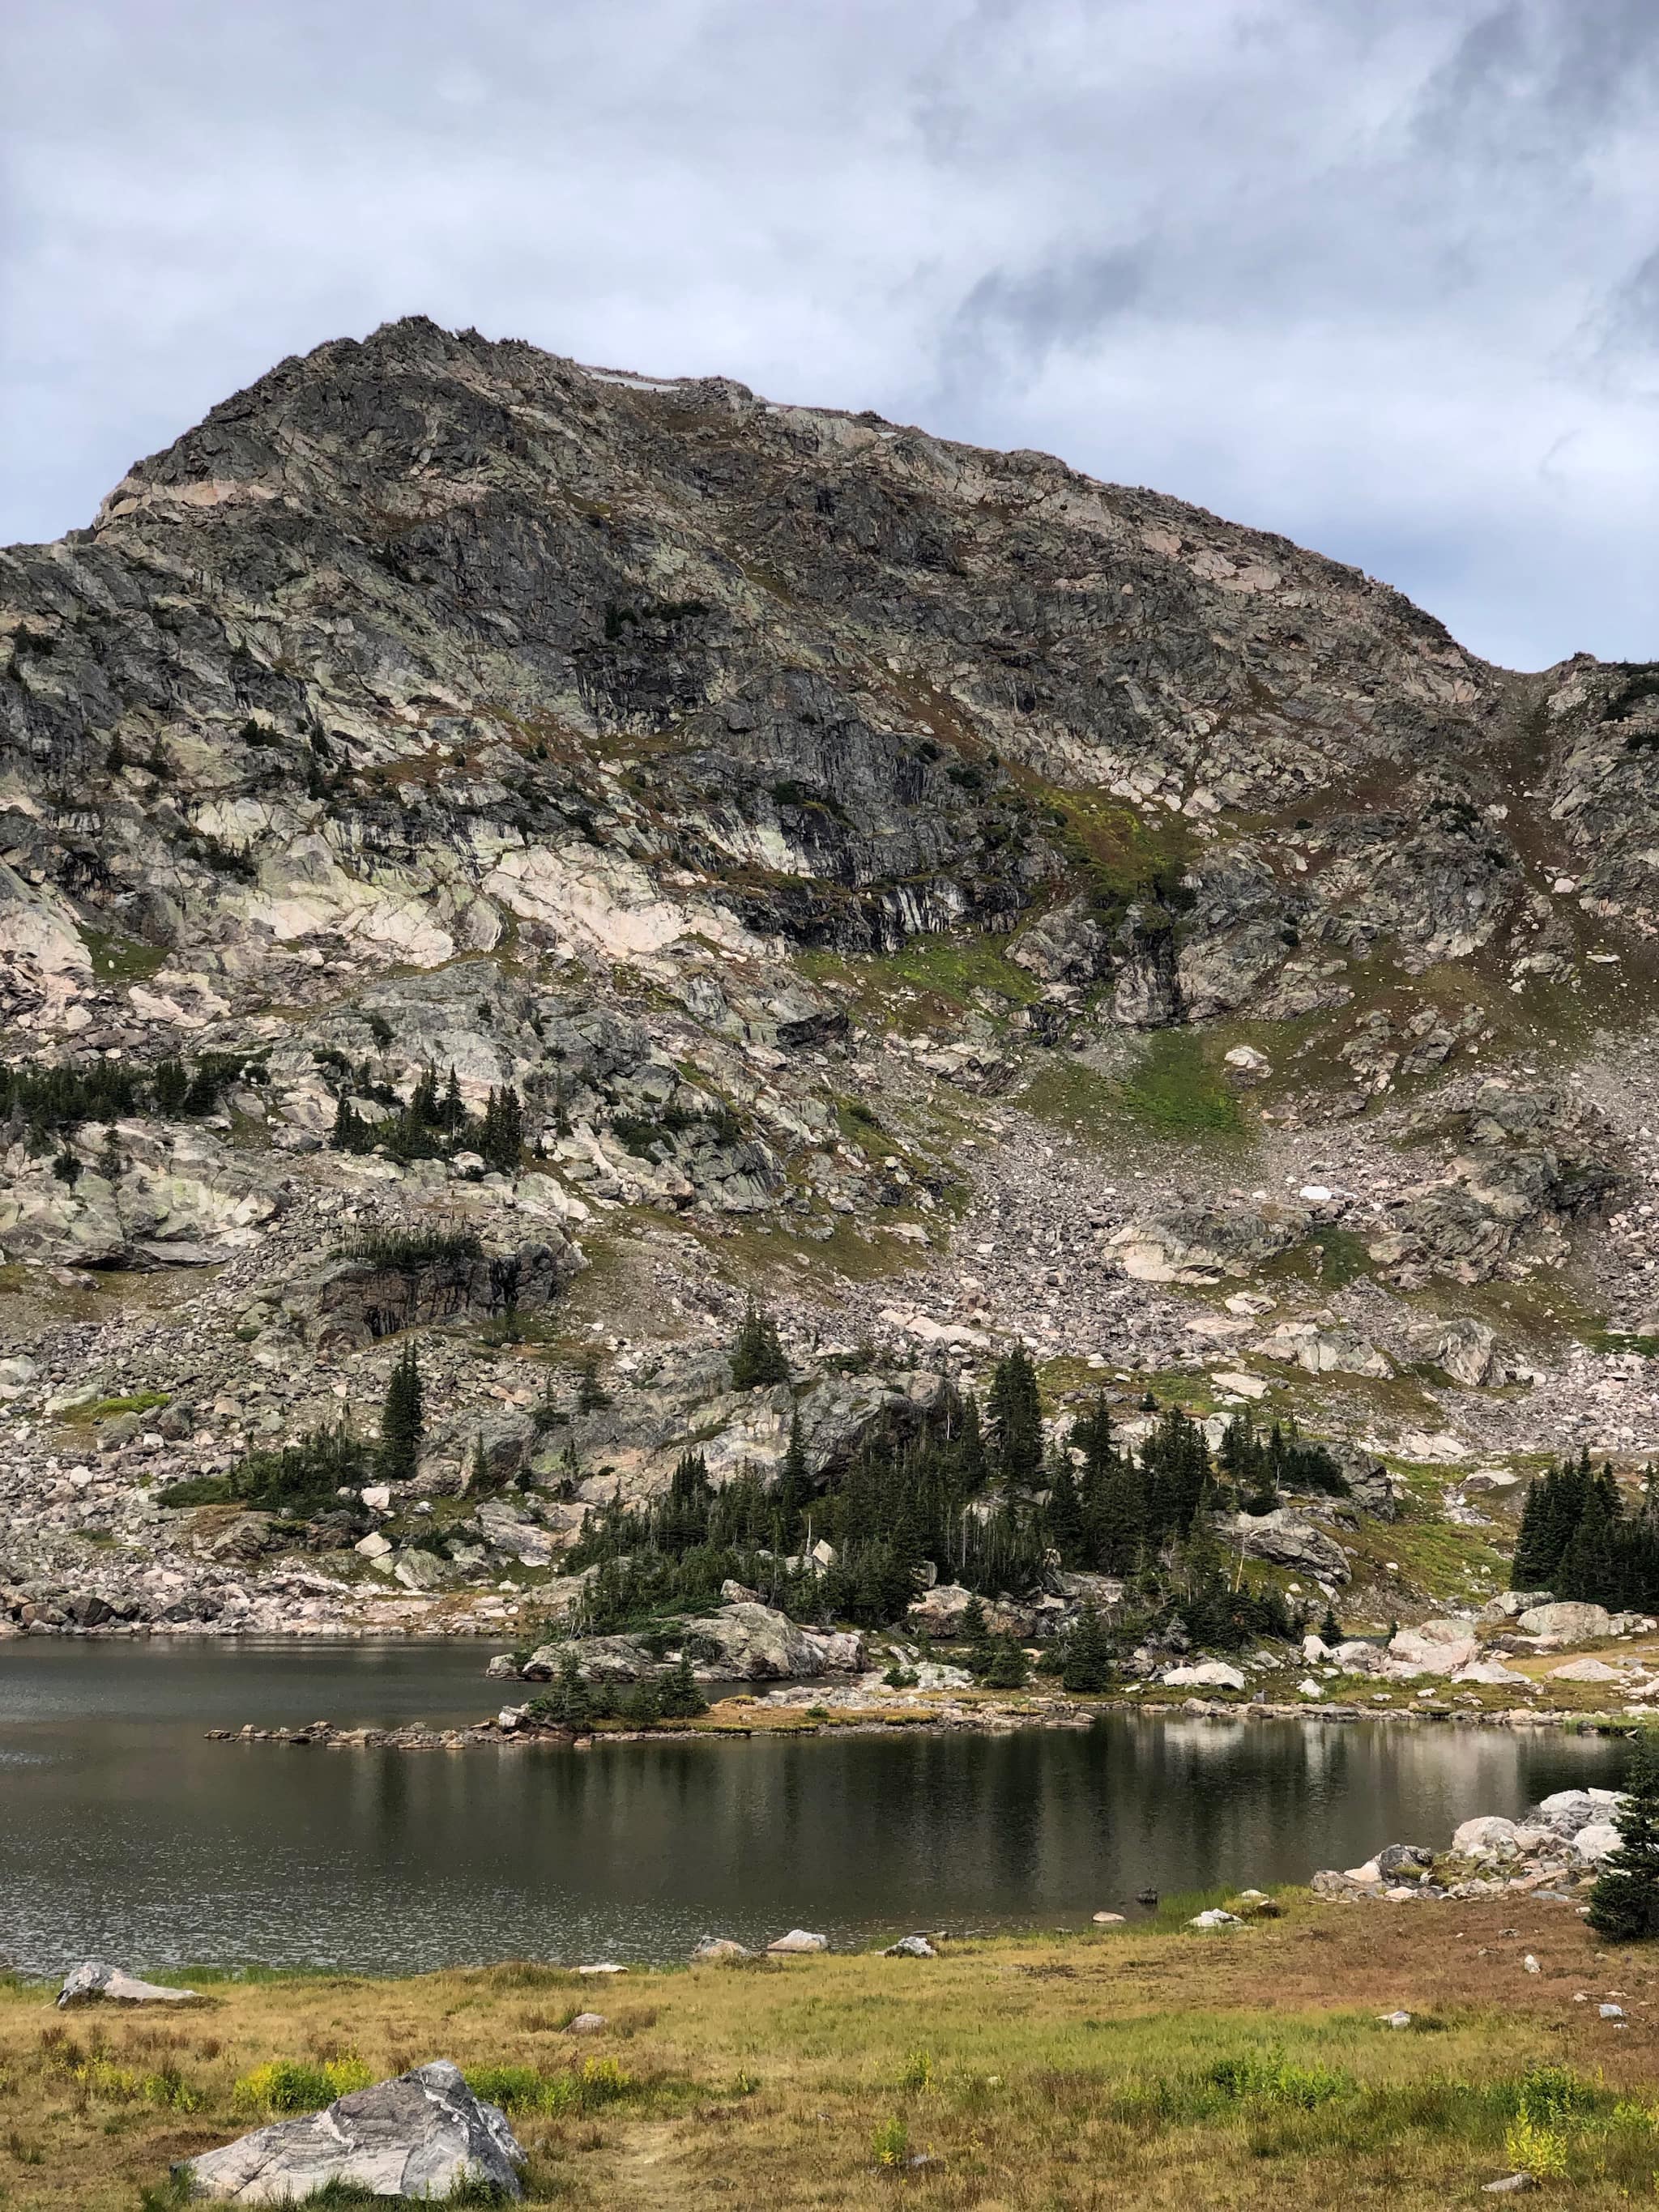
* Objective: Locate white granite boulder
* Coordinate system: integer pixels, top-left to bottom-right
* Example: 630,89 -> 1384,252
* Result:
58,1960 -> 199,2008
179,2061 -> 523,2202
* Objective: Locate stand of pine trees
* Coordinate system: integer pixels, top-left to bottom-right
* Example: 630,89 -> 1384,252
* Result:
559,1340 -> 1311,1652
330,1063 -> 526,1173
1511,1451 -> 1659,1609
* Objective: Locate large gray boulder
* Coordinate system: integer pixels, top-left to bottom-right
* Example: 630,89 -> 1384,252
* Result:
58,1960 -> 199,2008
1109,1204 -> 1308,1285
1388,1619 -> 1479,1676
681,1600 -> 838,1681
179,2059 -> 523,2203
1436,1318 -> 1501,1387
1223,1508 -> 1350,1584
1515,1600 -> 1613,1643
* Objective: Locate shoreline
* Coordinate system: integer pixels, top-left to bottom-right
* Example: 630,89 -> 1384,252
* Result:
202,1684 -> 1649,1750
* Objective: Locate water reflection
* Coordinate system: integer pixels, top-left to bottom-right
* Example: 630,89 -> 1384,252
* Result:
0,1642 -> 1627,1975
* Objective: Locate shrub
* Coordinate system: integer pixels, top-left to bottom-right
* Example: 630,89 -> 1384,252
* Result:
232,2056 -> 373,2116
1503,2114 -> 1570,2179
234,1425 -> 369,1515
872,2115 -> 911,2168
339,1227 -> 482,1270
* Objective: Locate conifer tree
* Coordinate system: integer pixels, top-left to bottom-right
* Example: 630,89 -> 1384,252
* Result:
1046,1455 -> 1085,1562
376,1339 -> 424,1484
659,1651 -> 708,1718
961,1594 -> 992,1677
1557,1465 -> 1622,1603
1060,1603 -> 1112,1693
1588,1730 -> 1659,1942
731,1296 -> 790,1388
441,1066 -> 465,1133
551,1650 -> 591,1731
987,1344 -> 1043,1485
1095,1451 -> 1147,1576
1320,1601 -> 1341,1644
777,1408 -> 808,1548
478,1083 -> 524,1174
983,1633 -> 1028,1690
575,1350 -> 611,1414
956,1394 -> 987,1491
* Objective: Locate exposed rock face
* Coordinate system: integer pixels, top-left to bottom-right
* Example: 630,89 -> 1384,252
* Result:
305,1235 -> 583,1350
180,2061 -> 523,2204
9,321 -> 1659,1643
519,1601 -> 865,1686
1224,1509 -> 1350,1583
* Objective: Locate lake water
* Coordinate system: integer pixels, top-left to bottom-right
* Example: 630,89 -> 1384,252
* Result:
0,1641 -> 1627,1977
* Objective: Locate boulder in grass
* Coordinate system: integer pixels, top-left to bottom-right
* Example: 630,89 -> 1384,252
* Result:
767,1929 -> 828,1954
58,1960 -> 199,2009
690,1936 -> 752,1963
883,1935 -> 936,1958
565,2012 -> 608,2035
178,2059 -> 522,2203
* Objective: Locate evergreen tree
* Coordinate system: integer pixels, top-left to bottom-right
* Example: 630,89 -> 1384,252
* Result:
956,1394 -> 987,1492
659,1652 -> 708,1718
776,1408 -> 808,1549
1320,1601 -> 1341,1644
731,1296 -> 790,1388
960,1594 -> 992,1677
96,1126 -> 123,1185
551,1651 -> 591,1731
575,1350 -> 611,1414
441,1065 -> 466,1133
987,1344 -> 1043,1485
1094,1451 -> 1147,1576
1511,1474 -> 1552,1592
983,1633 -> 1029,1690
1046,1455 -> 1085,1562
479,1084 -> 525,1174
627,1674 -> 663,1728
1060,1603 -> 1112,1693
376,1339 -> 424,1483
1557,1465 -> 1622,1603
1588,1730 -> 1659,1942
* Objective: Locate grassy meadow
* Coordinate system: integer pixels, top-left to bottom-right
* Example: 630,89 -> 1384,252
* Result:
5,1889 -> 1659,2209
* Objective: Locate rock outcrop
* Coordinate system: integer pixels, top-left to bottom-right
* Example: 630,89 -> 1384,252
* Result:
180,2061 -> 523,2204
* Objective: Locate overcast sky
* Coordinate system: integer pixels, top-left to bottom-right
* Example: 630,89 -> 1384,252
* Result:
5,0 -> 1657,669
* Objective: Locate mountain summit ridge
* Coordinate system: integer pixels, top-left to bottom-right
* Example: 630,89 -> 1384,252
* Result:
2,318 -> 1658,1643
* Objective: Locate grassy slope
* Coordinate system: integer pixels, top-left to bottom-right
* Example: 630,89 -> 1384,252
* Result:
8,1894 -> 1659,2209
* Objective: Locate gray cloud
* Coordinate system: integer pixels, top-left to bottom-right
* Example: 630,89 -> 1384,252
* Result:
2,0 -> 1656,667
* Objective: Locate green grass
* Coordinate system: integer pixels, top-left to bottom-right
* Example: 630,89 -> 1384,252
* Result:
78,926 -> 169,986
1021,1032 -> 1247,1148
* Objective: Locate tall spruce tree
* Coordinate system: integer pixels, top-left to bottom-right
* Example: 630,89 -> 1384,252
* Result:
376,1339 -> 424,1484
479,1083 -> 525,1174
1046,1454 -> 1085,1562
1060,1603 -> 1112,1693
987,1344 -> 1043,1485
1588,1730 -> 1659,1941
731,1296 -> 790,1388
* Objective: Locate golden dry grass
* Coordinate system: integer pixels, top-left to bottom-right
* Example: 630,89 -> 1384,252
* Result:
6,1892 -> 1659,2208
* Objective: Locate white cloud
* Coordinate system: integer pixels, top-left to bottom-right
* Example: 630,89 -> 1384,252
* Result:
4,0 -> 1657,667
